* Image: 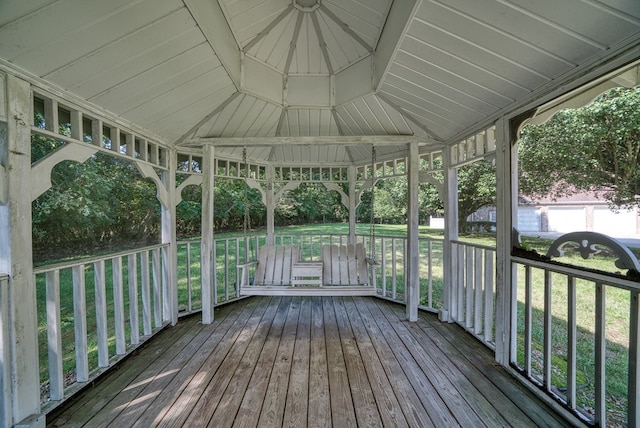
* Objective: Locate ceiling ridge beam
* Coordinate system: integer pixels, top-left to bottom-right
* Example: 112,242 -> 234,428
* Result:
283,11 -> 305,75
275,107 -> 287,136
319,4 -> 373,52
310,11 -> 334,74
174,91 -> 240,145
243,4 -> 295,52
377,92 -> 443,141
373,0 -> 420,91
183,135 -> 433,147
183,0 -> 242,89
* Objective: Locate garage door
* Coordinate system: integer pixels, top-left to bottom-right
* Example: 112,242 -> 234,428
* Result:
593,207 -> 637,236
548,207 -> 586,232
517,207 -> 541,232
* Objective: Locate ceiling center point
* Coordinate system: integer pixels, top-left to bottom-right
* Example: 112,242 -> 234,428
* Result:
294,0 -> 320,11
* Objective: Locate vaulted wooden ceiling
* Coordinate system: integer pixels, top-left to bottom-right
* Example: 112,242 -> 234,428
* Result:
1,0 -> 640,165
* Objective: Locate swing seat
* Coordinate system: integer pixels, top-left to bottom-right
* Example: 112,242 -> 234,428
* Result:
321,243 -> 378,292
237,242 -> 378,296
238,245 -> 300,295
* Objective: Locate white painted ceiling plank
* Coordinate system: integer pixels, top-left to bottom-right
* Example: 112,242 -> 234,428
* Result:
13,0 -> 182,75
128,69 -> 236,126
407,18 -> 550,89
151,86 -> 238,141
70,30 -> 206,99
183,0 -> 242,88
323,0 -> 390,47
394,46 -> 516,107
417,1 -> 580,75
91,48 -> 223,111
43,9 -> 200,87
388,61 -> 501,114
0,0 -> 138,60
383,73 -> 484,124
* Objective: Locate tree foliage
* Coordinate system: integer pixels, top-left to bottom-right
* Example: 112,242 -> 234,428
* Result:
419,159 -> 496,232
519,87 -> 640,208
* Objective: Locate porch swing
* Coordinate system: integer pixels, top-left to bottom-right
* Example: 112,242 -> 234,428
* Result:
237,147 -> 379,296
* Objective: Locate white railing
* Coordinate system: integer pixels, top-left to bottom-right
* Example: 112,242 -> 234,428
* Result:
34,233 -> 445,408
511,256 -> 639,427
450,240 -> 497,348
255,233 -> 443,309
34,244 -> 170,405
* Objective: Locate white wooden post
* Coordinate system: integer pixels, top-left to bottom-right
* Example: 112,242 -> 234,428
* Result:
494,117 -> 516,365
440,147 -> 458,322
406,142 -> 420,322
348,165 -> 357,246
201,145 -> 215,324
266,164 -> 275,246
162,150 -> 178,325
0,74 -> 44,427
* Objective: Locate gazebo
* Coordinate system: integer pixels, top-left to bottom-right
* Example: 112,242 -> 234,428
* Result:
1,0 -> 640,426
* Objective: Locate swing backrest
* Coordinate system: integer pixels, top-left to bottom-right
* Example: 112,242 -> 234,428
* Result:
321,242 -> 369,286
254,245 -> 300,286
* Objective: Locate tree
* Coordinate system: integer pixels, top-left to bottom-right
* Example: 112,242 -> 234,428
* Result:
420,159 -> 496,232
519,87 -> 640,209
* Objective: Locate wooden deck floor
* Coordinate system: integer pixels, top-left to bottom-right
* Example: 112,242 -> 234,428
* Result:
48,296 -> 567,427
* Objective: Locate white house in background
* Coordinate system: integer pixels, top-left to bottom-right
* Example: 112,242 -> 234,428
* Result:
517,191 -> 640,236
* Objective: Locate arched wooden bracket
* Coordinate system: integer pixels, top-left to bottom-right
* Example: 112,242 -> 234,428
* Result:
322,182 -> 348,208
30,143 -> 98,201
546,231 -> 640,272
246,177 -> 267,205
135,162 -> 169,208
175,174 -> 203,205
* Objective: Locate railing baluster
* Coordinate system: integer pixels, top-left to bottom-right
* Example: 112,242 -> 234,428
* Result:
0,275 -> 10,418
141,250 -> 152,336
152,248 -> 162,328
186,242 -> 192,313
128,254 -> 139,345
427,240 -> 433,309
474,248 -> 483,335
224,239 -> 229,301
543,269 -> 552,392
381,238 -> 387,297
451,243 -> 459,320
629,289 -> 640,427
392,238 -> 397,300
457,244 -> 465,322
213,241 -> 218,304
483,251 -> 494,344
112,257 -> 126,355
72,265 -> 89,382
595,282 -> 606,426
465,246 -> 474,329
567,276 -> 577,409
524,265 -> 532,377
45,270 -> 63,400
93,260 -> 108,367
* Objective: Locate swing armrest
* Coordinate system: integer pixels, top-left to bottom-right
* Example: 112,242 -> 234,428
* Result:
237,260 -> 258,269
365,258 -> 379,268
237,260 -> 259,288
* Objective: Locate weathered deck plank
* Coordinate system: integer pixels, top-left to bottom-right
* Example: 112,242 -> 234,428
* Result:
48,296 -> 567,428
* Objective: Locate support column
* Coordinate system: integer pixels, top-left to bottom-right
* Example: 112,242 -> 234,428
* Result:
266,165 -> 275,246
0,74 -> 44,427
441,147 -> 458,322
348,165 -> 357,245
406,142 -> 420,322
201,145 -> 215,324
494,117 -> 516,365
161,150 -> 178,326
